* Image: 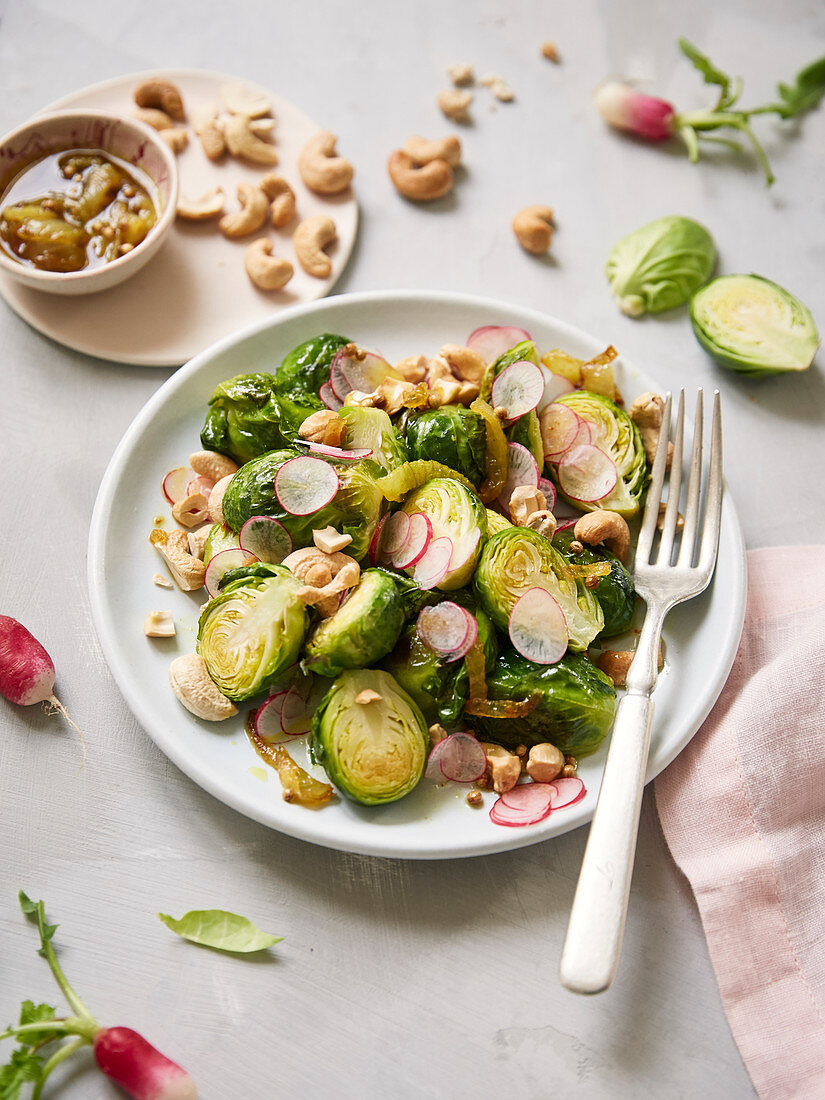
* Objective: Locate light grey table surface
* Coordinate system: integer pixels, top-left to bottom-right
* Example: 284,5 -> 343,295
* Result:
1,1 -> 823,1097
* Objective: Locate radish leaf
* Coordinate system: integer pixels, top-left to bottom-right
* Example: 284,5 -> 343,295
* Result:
158,909 -> 283,953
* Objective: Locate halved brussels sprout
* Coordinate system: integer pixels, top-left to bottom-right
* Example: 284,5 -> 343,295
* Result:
401,477 -> 487,590
310,669 -> 429,805
466,648 -> 617,757
200,373 -> 289,465
474,527 -> 603,651
404,405 -> 487,487
507,409 -> 543,468
485,508 -> 512,536
690,274 -> 819,376
197,564 -> 308,702
551,391 -> 648,517
222,448 -> 384,561
272,333 -> 351,434
339,406 -> 408,472
203,522 -> 240,565
303,569 -> 406,677
553,529 -> 636,638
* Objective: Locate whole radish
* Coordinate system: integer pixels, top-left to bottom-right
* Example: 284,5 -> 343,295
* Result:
94,1028 -> 197,1100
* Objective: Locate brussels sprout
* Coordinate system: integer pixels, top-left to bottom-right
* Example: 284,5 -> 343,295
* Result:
690,274 -> 819,376
197,564 -> 308,702
606,215 -> 716,317
401,477 -> 487,590
404,405 -> 487,487
474,527 -> 603,651
467,649 -> 617,757
485,508 -> 512,536
203,523 -> 240,565
272,333 -> 351,434
303,569 -> 406,677
339,406 -> 408,472
507,409 -> 543,469
370,567 -> 437,618
553,529 -> 636,638
382,598 -> 497,725
551,391 -> 648,517
200,373 -> 290,465
310,669 -> 429,805
222,448 -> 384,561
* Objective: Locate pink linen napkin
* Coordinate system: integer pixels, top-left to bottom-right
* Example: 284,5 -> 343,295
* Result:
655,546 -> 825,1100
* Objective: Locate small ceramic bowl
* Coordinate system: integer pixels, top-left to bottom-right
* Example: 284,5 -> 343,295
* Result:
0,109 -> 179,296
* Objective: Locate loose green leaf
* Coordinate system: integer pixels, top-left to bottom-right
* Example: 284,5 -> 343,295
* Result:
678,38 -> 740,108
17,893 -> 35,917
774,56 -> 825,116
158,910 -> 283,953
0,1048 -> 43,1099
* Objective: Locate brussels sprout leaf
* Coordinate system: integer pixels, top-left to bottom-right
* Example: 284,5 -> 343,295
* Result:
158,909 -> 283,954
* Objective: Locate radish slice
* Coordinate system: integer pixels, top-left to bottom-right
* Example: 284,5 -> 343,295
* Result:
490,360 -> 544,420
425,738 -> 450,780
413,537 -> 454,590
340,349 -> 396,393
556,444 -> 617,503
489,783 -> 554,826
204,548 -> 258,597
538,477 -> 557,512
466,324 -> 532,365
555,517 -> 578,532
239,517 -> 292,563
537,365 -> 576,412
548,776 -> 586,809
498,442 -> 540,515
320,381 -> 343,410
540,403 -> 580,460
275,456 -> 339,515
162,466 -> 195,505
305,442 -> 372,460
508,587 -> 568,665
329,352 -> 354,401
438,733 -> 487,783
185,474 -> 215,498
417,602 -> 471,658
391,511 -> 433,569
254,692 -> 305,742
368,513 -> 389,565
279,688 -> 314,735
380,511 -> 411,558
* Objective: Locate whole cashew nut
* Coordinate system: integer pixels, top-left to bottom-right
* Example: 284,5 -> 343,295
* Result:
219,82 -> 272,118
134,79 -> 185,121
207,475 -> 234,526
189,450 -> 239,482
513,205 -> 554,255
199,117 -> 226,161
573,510 -> 631,563
132,107 -> 174,131
260,174 -> 296,227
282,547 -> 360,617
388,150 -> 453,202
438,344 -> 486,385
402,134 -> 462,167
244,238 -> 294,291
169,654 -> 238,721
224,114 -> 279,165
298,131 -> 354,195
176,188 -> 225,221
219,182 -> 269,238
293,216 -> 337,278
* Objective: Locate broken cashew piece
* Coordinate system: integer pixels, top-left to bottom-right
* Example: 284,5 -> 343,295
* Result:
509,485 -> 546,526
134,78 -> 185,120
189,450 -> 239,482
244,239 -> 294,291
159,128 -> 189,155
513,205 -> 554,255
313,527 -> 352,554
293,216 -> 336,278
437,89 -> 473,122
283,548 -> 360,617
298,409 -> 346,446
149,529 -> 206,591
525,510 -> 557,540
388,150 -> 453,202
132,107 -> 174,131
298,131 -> 353,195
260,174 -> 296,227
573,510 -> 631,563
144,610 -> 175,639
176,188 -> 224,221
219,82 -> 272,118
171,491 -> 210,529
224,114 -> 278,165
402,134 -> 462,168
438,344 -> 486,385
629,392 -> 673,469
169,654 -> 237,721
479,743 -> 521,794
354,689 -> 382,705
595,650 -> 634,688
219,182 -> 269,238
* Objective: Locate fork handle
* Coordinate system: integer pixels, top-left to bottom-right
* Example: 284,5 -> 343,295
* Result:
559,689 -> 655,994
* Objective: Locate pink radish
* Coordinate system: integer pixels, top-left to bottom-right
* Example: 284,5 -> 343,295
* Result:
466,324 -> 532,365
390,512 -> 433,570
239,517 -> 292,564
537,366 -> 575,412
204,548 -> 258,597
490,360 -> 544,420
161,467 -> 195,505
548,776 -> 586,809
329,354 -> 353,402
594,82 -> 676,141
417,602 -> 476,660
437,732 -> 486,783
305,442 -> 372,460
380,511 -> 411,559
555,517 -> 578,532
538,476 -> 557,511
368,513 -> 389,565
184,475 -> 215,498
508,588 -> 568,665
540,403 -> 580,460
339,349 -> 398,393
425,738 -> 450,780
319,381 -> 343,410
412,536 -> 454,590
255,690 -> 311,741
94,1027 -> 197,1100
275,456 -> 339,515
0,616 -> 84,753
556,444 -> 617,502
489,783 -> 555,826
498,442 -> 540,515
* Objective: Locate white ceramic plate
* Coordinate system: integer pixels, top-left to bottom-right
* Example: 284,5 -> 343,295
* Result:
0,69 -> 358,366
88,291 -> 747,859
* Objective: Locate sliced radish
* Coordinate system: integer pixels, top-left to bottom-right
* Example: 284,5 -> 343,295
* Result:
541,403 -> 580,460
490,360 -> 544,421
538,476 -> 557,512
556,444 -> 617,503
254,692 -> 305,743
185,474 -> 215,498
489,783 -> 554,827
466,324 -> 532,365
162,466 -> 195,505
239,517 -> 292,564
425,738 -> 450,780
508,587 -> 568,665
548,776 -> 586,809
319,381 -> 343,410
555,517 -> 578,532
537,365 -> 576,412
275,456 -> 339,515
305,442 -> 372,460
340,349 -> 396,393
368,513 -> 389,565
380,511 -> 411,558
329,352 -> 354,401
204,548 -> 258,597
438,733 -> 486,783
279,688 -> 314,735
391,511 -> 433,569
498,441 -> 540,515
417,602 -> 473,658
413,537 -> 454,590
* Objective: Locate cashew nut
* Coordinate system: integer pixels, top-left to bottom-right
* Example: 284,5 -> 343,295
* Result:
513,205 -> 554,255
283,547 -> 360,617
219,82 -> 272,118
149,529 -> 206,591
159,128 -> 189,155
595,650 -> 634,688
437,89 -> 473,122
249,118 -> 275,137
402,134 -> 462,168
573,510 -> 631,563
259,174 -> 296,228
394,355 -> 429,382
526,743 -> 564,783
208,475 -> 234,525
169,653 -> 238,721
298,131 -> 353,195
132,107 -> 174,131
244,239 -> 294,291
313,527 -> 352,554
224,114 -> 279,165
629,392 -> 673,468
189,450 -> 239,482
292,216 -> 337,278
388,150 -> 453,202
187,526 -> 210,561
509,485 -> 546,526
298,409 -> 346,446
153,572 -> 173,589
199,117 -> 226,161
525,510 -> 557,540
657,502 -> 685,532
144,610 -> 175,638
541,40 -> 560,62
446,62 -> 474,86
219,182 -> 269,239
171,490 -> 210,528
428,376 -> 463,407
176,188 -> 225,221
134,78 -> 185,121
479,742 -> 521,794
438,344 -> 486,385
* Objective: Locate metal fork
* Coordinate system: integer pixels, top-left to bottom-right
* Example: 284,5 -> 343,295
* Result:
559,389 -> 723,995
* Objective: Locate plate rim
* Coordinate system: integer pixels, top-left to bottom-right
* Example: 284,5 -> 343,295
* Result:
87,288 -> 747,858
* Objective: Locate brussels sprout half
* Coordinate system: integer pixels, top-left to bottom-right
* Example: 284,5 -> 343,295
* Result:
310,669 -> 429,805
690,274 -> 819,376
507,409 -> 544,469
339,406 -> 408,472
303,569 -> 406,677
200,373 -> 290,465
404,405 -> 487,487
401,477 -> 487,590
551,391 -> 648,518
553,529 -> 636,638
203,522 -> 240,566
197,564 -> 308,702
474,527 -> 603,652
272,333 -> 351,434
